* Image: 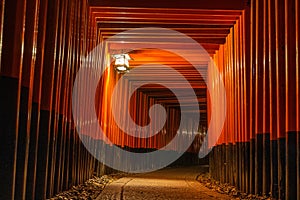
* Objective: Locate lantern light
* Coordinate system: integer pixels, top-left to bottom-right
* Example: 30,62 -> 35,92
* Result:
113,54 -> 131,73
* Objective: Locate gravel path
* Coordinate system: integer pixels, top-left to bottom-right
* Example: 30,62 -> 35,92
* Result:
97,166 -> 233,200
48,174 -> 126,200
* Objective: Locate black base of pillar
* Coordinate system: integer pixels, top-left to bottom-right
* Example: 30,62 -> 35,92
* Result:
244,141 -> 250,193
278,137 -> 286,200
35,110 -> 51,200
270,139 -> 278,199
286,131 -> 298,199
15,87 -> 29,200
0,77 -> 20,200
249,138 -> 255,194
255,134 -> 263,195
26,103 -> 39,200
263,133 -> 270,196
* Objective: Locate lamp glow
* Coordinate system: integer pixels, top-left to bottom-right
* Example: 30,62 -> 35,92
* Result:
113,54 -> 131,73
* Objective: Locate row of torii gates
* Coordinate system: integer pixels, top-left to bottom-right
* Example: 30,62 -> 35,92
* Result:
0,0 -> 299,199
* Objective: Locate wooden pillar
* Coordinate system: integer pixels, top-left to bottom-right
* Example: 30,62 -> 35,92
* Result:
254,0 -> 264,195
0,0 -> 26,199
60,0 -> 77,191
284,0 -> 298,199
249,0 -> 256,194
50,0 -> 68,194
268,0 -> 279,198
233,21 -> 242,190
35,0 -> 59,198
25,0 -> 48,199
275,0 -> 286,199
15,0 -> 40,199
0,0 -> 4,68
296,1 -> 300,199
243,3 -> 251,194
53,0 -> 70,194
262,0 -> 271,195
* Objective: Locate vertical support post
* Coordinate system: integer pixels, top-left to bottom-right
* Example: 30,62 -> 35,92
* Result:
285,0 -> 298,198
15,0 -> 40,199
249,0 -> 256,193
262,0 -> 271,195
0,0 -> 26,199
275,0 -> 286,199
268,0 -> 279,198
26,0 -> 48,199
35,0 -> 59,198
0,0 -> 4,68
296,1 -> 300,199
243,3 -> 251,193
254,0 -> 264,195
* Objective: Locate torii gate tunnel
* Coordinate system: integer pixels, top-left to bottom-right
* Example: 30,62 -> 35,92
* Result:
0,0 -> 299,199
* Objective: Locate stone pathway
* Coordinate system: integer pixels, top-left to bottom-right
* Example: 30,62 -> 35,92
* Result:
96,166 -> 233,200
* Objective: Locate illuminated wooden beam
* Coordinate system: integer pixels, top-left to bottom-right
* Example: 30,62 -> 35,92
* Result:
89,0 -> 246,10
98,22 -> 233,29
90,7 -> 243,15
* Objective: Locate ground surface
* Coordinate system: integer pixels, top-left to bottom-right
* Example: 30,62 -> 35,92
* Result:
197,173 -> 270,199
48,174 -> 126,200
96,166 -> 232,200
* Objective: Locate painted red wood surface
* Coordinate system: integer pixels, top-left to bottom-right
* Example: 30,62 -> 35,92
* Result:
0,0 -> 299,199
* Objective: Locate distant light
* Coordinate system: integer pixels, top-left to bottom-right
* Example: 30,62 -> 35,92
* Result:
113,54 -> 131,73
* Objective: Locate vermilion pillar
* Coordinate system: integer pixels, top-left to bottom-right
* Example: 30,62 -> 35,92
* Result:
268,0 -> 279,198
0,0 -> 26,199
262,0 -> 271,194
275,0 -> 287,198
297,2 -> 300,199
14,0 -> 40,199
243,4 -> 251,194
249,0 -> 256,193
284,0 -> 298,198
35,0 -> 60,198
26,0 -> 48,199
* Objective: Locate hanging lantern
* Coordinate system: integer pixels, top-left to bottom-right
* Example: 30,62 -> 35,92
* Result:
113,54 -> 131,73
